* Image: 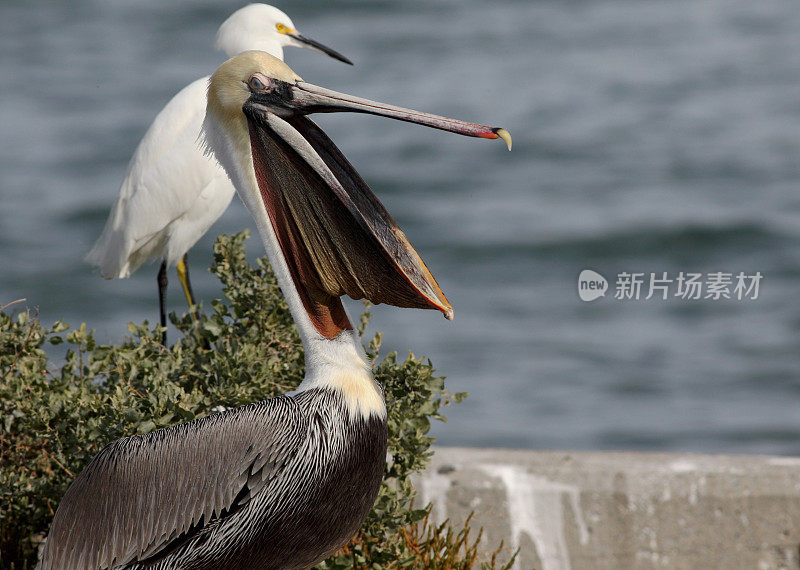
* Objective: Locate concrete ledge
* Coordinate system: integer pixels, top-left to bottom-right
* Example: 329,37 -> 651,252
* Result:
413,447 -> 800,570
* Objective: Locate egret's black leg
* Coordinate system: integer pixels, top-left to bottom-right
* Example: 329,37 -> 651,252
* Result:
157,260 -> 168,345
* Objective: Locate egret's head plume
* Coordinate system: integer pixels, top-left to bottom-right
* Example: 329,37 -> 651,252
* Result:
215,4 -> 352,64
215,4 -> 297,58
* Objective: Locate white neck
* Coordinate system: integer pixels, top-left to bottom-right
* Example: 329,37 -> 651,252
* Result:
217,37 -> 285,60
204,112 -> 385,421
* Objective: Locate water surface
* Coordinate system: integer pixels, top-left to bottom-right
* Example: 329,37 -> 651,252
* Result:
2,0 -> 800,455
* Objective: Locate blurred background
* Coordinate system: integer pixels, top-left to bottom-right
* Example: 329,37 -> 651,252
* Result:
2,0 -> 800,455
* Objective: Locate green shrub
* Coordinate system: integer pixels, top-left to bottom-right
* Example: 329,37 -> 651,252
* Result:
0,231 -> 514,569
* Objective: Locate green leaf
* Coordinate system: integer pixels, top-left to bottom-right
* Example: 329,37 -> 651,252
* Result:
0,232 -> 518,570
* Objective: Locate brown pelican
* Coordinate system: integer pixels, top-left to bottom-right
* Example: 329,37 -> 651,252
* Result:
85,4 -> 351,344
40,51 -> 510,569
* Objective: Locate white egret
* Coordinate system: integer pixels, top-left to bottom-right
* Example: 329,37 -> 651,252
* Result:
41,50 -> 509,569
86,4 -> 351,343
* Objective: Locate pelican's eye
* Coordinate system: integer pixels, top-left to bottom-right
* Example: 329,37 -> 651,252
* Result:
248,75 -> 269,92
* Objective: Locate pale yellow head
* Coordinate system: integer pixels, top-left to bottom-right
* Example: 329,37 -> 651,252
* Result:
205,50 -> 303,170
208,50 -> 301,129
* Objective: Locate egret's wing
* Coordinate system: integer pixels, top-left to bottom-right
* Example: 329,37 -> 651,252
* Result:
86,77 -> 233,277
40,398 -> 305,570
247,112 -> 452,318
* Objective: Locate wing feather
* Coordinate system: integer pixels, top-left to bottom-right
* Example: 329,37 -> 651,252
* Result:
85,77 -> 235,277
40,397 -> 305,570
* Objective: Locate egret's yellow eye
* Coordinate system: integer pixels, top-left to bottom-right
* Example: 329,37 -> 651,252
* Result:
276,23 -> 288,34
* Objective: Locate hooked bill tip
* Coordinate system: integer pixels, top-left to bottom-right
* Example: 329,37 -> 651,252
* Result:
443,307 -> 454,321
493,128 -> 513,151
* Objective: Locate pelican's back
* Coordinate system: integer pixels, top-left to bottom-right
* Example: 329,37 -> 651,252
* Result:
39,389 -> 387,570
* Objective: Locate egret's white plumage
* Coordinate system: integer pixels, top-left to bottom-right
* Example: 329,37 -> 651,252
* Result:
86,3 -> 350,286
86,76 -> 228,278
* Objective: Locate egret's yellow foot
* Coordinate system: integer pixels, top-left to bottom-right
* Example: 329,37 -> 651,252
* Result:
176,255 -> 198,322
